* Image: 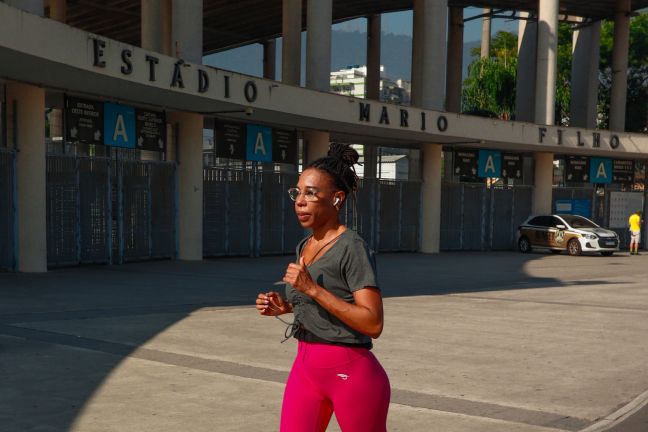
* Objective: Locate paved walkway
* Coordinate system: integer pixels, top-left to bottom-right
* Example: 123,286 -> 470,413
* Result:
1,251 -> 648,431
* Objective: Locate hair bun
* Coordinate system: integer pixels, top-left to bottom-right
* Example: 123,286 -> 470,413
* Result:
328,143 -> 359,167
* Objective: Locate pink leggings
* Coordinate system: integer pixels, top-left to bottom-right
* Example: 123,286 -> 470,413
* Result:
280,341 -> 391,432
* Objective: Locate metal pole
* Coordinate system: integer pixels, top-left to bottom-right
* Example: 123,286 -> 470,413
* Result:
75,157 -> 81,264
106,157 -> 112,264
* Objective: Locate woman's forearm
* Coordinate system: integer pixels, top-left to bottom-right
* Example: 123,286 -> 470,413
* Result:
306,285 -> 383,338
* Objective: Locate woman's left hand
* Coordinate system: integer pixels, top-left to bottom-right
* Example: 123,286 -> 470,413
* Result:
283,257 -> 317,296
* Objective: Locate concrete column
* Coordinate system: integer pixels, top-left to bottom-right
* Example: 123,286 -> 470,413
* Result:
263,39 -> 277,80
363,145 -> 377,179
7,82 -> 47,272
168,112 -> 203,260
6,0 -> 43,15
142,0 -> 172,55
165,123 -> 176,162
303,130 -> 329,165
282,0 -> 302,86
533,152 -> 554,215
306,0 -> 332,92
609,0 -> 631,132
421,143 -> 442,253
411,0 -> 423,102
171,0 -> 202,63
304,0 -> 331,165
443,150 -> 453,180
480,8 -> 491,58
446,6 -> 464,113
570,19 -> 601,128
410,0 -> 448,110
516,11 -> 537,122
535,0 -> 559,125
48,0 -> 66,21
47,109 -> 63,139
366,14 -> 381,100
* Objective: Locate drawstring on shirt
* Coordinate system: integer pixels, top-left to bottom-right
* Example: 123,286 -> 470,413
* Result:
275,315 -> 300,343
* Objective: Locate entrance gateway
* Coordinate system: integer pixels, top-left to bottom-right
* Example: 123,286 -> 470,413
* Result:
34,93 -> 422,269
442,148 -> 646,251
2,2 -> 648,272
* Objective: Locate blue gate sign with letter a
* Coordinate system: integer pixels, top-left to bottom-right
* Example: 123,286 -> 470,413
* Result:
104,102 -> 136,148
478,150 -> 501,178
246,124 -> 272,162
589,157 -> 612,184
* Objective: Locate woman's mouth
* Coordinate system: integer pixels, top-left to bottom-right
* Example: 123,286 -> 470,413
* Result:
297,212 -> 311,222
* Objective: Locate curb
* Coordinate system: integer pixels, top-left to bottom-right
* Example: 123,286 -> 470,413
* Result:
579,388 -> 648,432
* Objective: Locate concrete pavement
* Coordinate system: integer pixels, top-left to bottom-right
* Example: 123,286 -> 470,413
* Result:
1,251 -> 648,431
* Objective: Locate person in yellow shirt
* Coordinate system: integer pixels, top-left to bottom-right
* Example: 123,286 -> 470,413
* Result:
628,211 -> 643,255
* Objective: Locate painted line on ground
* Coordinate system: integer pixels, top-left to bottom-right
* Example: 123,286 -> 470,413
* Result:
578,388 -> 648,432
0,324 -> 589,431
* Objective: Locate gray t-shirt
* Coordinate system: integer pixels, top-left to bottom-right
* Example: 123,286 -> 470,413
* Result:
285,229 -> 379,348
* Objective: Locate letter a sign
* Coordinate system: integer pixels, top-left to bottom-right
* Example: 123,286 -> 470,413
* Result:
104,102 -> 136,148
589,157 -> 612,184
246,124 -> 272,162
478,150 -> 501,178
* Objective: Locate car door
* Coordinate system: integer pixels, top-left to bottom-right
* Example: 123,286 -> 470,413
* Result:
546,216 -> 566,248
521,217 -> 544,247
532,216 -> 553,247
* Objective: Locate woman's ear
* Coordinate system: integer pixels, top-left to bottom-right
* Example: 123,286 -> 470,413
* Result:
333,192 -> 345,207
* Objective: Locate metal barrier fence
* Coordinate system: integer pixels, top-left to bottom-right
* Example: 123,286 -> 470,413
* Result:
0,149 -> 15,269
204,170 -> 421,257
203,168 -> 303,257
441,182 -> 533,251
47,155 -> 176,267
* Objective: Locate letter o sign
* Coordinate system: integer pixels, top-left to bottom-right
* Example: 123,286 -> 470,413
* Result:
244,81 -> 258,103
610,135 -> 620,149
437,116 -> 448,132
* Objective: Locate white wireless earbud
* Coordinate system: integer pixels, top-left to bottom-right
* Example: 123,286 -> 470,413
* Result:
334,197 -> 341,206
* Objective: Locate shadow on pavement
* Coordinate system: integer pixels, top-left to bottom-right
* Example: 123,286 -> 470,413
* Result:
0,251 -> 632,431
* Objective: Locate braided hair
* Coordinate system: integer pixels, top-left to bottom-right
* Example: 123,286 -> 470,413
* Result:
306,143 -> 360,198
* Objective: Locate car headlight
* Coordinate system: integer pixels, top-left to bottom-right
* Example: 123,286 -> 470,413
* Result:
584,234 -> 598,240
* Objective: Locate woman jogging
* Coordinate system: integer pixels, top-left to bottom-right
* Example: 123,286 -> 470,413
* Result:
255,143 -> 390,432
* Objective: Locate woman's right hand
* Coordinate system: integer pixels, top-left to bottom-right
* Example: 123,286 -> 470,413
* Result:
256,291 -> 291,316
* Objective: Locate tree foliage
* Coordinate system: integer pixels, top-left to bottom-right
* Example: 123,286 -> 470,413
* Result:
462,14 -> 648,133
463,31 -> 518,119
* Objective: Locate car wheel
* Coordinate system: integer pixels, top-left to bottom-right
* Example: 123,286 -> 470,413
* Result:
550,249 -> 562,255
567,239 -> 582,256
518,237 -> 532,253
601,251 -> 614,256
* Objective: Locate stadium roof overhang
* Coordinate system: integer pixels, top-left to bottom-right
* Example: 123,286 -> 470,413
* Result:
3,3 -> 648,157
59,0 -> 648,54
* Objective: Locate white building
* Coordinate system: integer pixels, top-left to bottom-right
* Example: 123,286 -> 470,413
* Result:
330,65 -> 411,104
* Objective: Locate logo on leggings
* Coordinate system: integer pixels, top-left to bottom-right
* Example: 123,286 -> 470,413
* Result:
336,373 -> 349,381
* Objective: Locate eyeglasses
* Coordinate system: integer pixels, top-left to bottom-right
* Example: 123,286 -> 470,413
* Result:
287,187 -> 334,202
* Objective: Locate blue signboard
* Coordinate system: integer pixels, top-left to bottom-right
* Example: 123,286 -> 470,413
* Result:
478,150 -> 501,178
246,124 -> 272,162
554,199 -> 573,213
572,199 -> 592,218
554,199 -> 592,218
589,157 -> 612,184
104,102 -> 136,148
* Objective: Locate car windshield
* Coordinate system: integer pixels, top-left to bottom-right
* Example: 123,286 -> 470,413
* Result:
560,215 -> 599,229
